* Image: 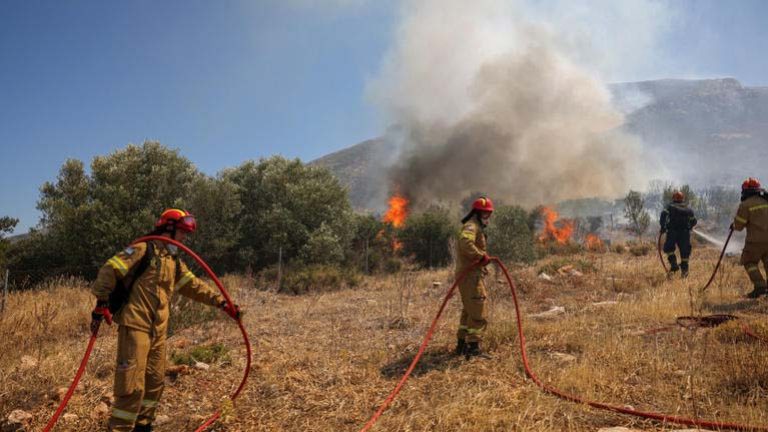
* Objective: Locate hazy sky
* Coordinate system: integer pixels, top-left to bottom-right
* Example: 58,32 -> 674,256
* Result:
2,0 -> 767,232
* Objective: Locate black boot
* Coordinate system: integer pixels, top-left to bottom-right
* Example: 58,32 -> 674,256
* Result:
464,342 -> 492,360
680,260 -> 689,278
454,339 -> 466,356
133,424 -> 153,432
746,285 -> 768,299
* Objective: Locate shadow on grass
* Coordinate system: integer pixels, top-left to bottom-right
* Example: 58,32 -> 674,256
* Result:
705,299 -> 768,314
380,348 -> 461,379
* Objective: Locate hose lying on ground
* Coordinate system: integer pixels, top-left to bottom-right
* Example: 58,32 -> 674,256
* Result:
359,257 -> 768,432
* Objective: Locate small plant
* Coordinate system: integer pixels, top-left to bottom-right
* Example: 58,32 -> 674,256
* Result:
627,242 -> 651,256
171,342 -> 230,366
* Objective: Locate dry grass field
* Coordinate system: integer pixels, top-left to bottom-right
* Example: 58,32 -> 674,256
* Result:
2,246 -> 768,431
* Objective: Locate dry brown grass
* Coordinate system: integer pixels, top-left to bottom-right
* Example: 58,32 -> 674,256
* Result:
2,251 -> 768,431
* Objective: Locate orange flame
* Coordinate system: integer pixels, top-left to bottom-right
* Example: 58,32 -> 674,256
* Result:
539,206 -> 574,244
383,194 -> 409,228
585,233 -> 604,251
392,240 -> 403,252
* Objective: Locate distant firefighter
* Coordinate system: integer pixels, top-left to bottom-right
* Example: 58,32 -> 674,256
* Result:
660,191 -> 697,278
455,196 -> 494,360
733,177 -> 768,299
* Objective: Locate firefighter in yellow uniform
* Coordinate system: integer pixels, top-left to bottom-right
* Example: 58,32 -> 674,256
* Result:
90,209 -> 242,432
733,178 -> 768,299
455,197 -> 494,359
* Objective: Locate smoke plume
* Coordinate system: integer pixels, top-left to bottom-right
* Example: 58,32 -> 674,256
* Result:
368,0 -> 667,209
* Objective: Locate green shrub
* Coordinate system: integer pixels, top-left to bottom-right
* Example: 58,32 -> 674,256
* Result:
171,342 -> 230,365
398,206 -> 455,268
261,264 -> 361,295
486,205 -> 536,263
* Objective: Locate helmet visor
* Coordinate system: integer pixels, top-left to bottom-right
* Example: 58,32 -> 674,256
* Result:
177,215 -> 197,233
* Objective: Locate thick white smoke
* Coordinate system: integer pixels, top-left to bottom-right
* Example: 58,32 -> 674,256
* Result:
368,0 -> 670,209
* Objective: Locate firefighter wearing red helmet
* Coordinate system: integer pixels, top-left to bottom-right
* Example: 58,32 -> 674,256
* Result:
733,178 -> 768,298
659,191 -> 697,278
455,196 -> 494,359
90,209 -> 243,432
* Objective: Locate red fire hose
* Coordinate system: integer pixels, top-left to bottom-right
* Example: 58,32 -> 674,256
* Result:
41,323 -> 102,431
359,257 -> 768,431
657,231 -> 668,273
42,236 -> 251,432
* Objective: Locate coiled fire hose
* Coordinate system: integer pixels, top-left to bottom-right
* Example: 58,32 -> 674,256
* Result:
42,235 -> 251,432
359,257 -> 768,432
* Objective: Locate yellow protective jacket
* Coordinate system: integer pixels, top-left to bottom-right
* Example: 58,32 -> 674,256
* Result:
734,195 -> 768,243
92,240 -> 224,335
456,219 -> 489,276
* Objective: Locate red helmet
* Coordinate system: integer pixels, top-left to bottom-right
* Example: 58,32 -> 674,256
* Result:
672,191 -> 684,202
742,177 -> 761,190
472,197 -> 494,213
155,208 -> 197,233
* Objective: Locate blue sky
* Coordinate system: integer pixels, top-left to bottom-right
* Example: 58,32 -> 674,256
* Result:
1,0 -> 767,232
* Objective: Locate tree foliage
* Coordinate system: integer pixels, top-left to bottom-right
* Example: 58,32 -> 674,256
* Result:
9,142 -> 354,277
624,190 -> 650,241
486,205 -> 535,263
398,206 -> 455,268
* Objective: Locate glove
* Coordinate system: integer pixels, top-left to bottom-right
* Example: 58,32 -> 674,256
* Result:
91,300 -> 112,334
478,254 -> 491,267
220,301 -> 243,320
660,227 -> 667,234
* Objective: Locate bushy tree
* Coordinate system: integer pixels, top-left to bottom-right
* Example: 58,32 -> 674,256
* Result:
624,190 -> 650,241
486,205 -> 535,263
0,216 -> 18,268
703,186 -> 740,229
12,140 -> 363,281
398,206 -> 455,268
89,142 -> 200,255
349,213 -> 387,274
224,156 -> 353,270
186,175 -> 242,272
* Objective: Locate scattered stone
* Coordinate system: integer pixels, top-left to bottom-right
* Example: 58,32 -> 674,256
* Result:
55,386 -> 69,401
537,272 -> 554,282
193,361 -> 210,371
591,301 -> 618,307
92,401 -> 110,419
432,281 -> 442,288
62,413 -> 78,422
166,364 -> 191,377
6,409 -> 32,427
19,355 -> 37,370
550,352 -> 577,362
170,337 -> 192,350
155,414 -> 170,425
529,306 -> 565,319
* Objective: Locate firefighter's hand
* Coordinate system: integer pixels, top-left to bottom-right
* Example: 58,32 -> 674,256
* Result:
91,301 -> 112,333
660,228 -> 667,234
478,254 -> 491,267
220,301 -> 243,320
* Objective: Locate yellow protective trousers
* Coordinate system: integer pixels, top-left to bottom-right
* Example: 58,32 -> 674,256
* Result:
741,242 -> 768,289
456,271 -> 488,343
108,326 -> 166,431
